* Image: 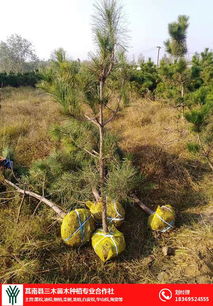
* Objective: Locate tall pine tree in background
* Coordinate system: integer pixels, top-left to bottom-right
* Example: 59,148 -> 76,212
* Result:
157,16 -> 190,114
164,15 -> 189,59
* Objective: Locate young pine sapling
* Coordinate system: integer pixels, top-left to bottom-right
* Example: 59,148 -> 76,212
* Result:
39,0 -> 129,233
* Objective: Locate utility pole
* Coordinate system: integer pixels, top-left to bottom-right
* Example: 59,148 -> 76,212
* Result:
156,46 -> 161,66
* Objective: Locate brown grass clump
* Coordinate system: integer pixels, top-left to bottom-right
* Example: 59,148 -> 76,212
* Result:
0,88 -> 212,284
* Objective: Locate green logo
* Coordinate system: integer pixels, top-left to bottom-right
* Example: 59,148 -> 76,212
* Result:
6,285 -> 20,305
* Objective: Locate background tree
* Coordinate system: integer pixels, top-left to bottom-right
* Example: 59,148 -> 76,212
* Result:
156,16 -> 190,115
190,48 -> 213,90
129,58 -> 159,99
0,71 -> 41,88
164,15 -> 189,60
0,34 -> 39,73
184,49 -> 213,171
156,58 -> 190,107
185,94 -> 213,171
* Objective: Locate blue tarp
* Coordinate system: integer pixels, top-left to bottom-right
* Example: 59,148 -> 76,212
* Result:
0,159 -> 13,169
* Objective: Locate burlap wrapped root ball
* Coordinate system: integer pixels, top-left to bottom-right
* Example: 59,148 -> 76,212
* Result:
91,226 -> 126,262
148,205 -> 175,232
61,208 -> 95,247
86,199 -> 125,227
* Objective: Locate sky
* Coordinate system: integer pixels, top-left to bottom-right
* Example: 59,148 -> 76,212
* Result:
1,0 -> 213,63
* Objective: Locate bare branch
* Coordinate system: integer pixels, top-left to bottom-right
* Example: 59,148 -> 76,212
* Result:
83,148 -> 99,158
105,53 -> 115,79
32,199 -> 42,216
4,179 -> 66,219
32,179 -> 45,216
84,114 -> 101,127
92,187 -> 101,202
60,130 -> 99,159
92,150 -> 99,156
16,191 -> 25,224
103,96 -> 121,126
72,140 -> 99,158
132,195 -> 154,215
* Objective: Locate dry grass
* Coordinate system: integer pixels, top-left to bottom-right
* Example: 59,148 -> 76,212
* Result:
110,100 -> 209,207
0,87 -> 64,167
0,88 -> 212,284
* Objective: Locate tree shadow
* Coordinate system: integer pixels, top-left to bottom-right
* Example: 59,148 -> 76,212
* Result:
175,212 -> 201,228
118,204 -> 156,261
131,144 -> 209,211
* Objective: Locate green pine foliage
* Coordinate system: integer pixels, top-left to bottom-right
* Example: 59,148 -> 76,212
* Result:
24,117 -> 141,210
0,71 -> 41,87
164,15 -> 189,58
106,158 -> 142,201
184,87 -> 213,169
38,49 -> 82,116
155,58 -> 190,105
130,59 -> 159,98
187,142 -> 200,154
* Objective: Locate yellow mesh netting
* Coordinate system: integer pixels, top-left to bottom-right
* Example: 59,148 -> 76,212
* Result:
148,205 -> 175,232
91,226 -> 126,262
86,199 -> 125,226
61,208 -> 95,247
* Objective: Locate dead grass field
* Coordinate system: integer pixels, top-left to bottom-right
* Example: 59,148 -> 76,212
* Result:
0,88 -> 212,284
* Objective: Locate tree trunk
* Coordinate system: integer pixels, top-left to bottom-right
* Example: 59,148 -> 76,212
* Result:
99,80 -> 108,233
133,196 -> 154,215
181,84 -> 184,98
181,83 -> 185,119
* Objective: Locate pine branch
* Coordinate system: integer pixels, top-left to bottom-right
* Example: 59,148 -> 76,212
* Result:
92,187 -> 101,202
60,130 -> 99,158
74,143 -> 99,158
104,97 -> 121,126
84,114 -> 101,127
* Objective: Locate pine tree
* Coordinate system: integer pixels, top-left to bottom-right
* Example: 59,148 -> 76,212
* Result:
164,15 -> 189,60
158,15 -> 190,115
39,0 -> 130,233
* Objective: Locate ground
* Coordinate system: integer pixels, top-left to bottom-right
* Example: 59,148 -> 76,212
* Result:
0,87 -> 212,284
